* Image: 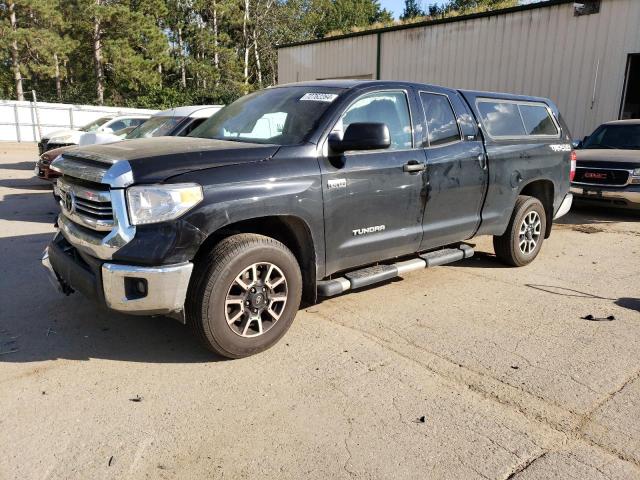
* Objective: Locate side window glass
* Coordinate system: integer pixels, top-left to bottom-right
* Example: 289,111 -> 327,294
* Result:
477,101 -> 526,137
420,92 -> 461,146
334,91 -> 412,150
179,118 -> 206,136
519,105 -> 558,136
109,120 -> 126,131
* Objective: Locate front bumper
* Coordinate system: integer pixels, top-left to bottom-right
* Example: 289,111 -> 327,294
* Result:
43,233 -> 193,319
570,185 -> 640,210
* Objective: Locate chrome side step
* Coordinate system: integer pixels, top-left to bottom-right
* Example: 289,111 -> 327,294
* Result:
317,244 -> 474,297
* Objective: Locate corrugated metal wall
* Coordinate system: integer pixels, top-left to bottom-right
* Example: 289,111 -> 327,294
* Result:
278,35 -> 378,83
278,0 -> 640,137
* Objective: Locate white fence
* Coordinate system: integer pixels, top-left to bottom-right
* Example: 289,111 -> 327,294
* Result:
0,99 -> 158,142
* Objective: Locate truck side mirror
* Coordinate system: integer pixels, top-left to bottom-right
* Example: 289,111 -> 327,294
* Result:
329,123 -> 391,153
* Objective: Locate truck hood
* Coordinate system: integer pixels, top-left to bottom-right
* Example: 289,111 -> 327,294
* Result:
576,149 -> 640,168
62,136 -> 281,183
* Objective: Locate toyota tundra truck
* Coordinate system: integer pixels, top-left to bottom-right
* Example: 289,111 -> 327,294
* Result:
42,81 -> 574,358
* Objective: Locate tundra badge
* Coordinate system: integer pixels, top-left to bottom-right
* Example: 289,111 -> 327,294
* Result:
352,225 -> 386,236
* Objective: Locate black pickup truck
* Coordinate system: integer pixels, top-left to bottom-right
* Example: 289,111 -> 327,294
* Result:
43,81 -> 574,358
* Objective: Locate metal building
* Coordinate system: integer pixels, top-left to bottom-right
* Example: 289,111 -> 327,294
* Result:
277,0 -> 640,138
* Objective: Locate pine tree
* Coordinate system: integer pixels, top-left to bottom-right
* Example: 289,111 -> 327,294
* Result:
401,0 -> 425,21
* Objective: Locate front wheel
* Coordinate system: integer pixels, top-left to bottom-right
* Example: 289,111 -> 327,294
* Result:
493,195 -> 547,267
187,233 -> 302,358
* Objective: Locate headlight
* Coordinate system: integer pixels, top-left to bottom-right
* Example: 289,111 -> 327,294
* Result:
126,183 -> 203,225
632,168 -> 640,177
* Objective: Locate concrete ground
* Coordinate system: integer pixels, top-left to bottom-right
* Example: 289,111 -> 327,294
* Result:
0,142 -> 639,480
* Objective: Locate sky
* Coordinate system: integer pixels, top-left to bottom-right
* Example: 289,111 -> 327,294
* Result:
380,0 -> 447,19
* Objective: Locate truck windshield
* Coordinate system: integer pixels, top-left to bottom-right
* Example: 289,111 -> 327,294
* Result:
189,86 -> 345,145
126,116 -> 185,139
583,124 -> 640,150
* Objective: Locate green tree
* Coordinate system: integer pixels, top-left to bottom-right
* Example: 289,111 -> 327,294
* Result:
322,0 -> 393,35
400,0 -> 425,20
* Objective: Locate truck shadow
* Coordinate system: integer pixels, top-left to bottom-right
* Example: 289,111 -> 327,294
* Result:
446,251 -> 508,269
615,298 -> 640,313
555,205 -> 639,226
0,192 -> 59,224
0,233 -> 226,363
0,178 -> 53,190
0,161 -> 39,171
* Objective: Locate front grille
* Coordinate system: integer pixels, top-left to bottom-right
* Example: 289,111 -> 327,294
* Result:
57,177 -> 114,232
47,142 -> 74,151
573,168 -> 630,187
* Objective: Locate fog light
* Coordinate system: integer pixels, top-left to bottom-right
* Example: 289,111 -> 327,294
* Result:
124,277 -> 148,300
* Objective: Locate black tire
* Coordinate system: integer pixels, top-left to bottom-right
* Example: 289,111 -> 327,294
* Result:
186,233 -> 302,358
493,195 -> 547,267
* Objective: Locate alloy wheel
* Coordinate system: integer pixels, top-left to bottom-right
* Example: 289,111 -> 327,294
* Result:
224,262 -> 288,338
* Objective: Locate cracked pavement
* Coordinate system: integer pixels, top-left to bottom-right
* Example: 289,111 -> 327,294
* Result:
1,143 -> 639,479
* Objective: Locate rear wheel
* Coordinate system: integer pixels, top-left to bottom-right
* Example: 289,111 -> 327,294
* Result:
187,233 -> 302,358
493,195 -> 546,267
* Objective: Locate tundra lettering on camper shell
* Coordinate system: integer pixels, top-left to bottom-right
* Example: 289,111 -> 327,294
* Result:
42,80 -> 574,358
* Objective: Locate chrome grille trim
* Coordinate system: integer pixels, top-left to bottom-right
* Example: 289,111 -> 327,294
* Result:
57,189 -> 135,260
50,155 -> 134,188
52,155 -> 136,260
57,178 -> 114,232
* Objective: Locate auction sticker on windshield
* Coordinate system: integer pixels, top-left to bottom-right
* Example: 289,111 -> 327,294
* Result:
300,93 -> 338,102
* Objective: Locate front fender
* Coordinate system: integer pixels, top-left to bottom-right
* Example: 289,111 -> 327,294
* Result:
174,148 -> 326,276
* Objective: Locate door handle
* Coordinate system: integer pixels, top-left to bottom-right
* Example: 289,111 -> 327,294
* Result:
403,161 -> 426,173
477,153 -> 487,169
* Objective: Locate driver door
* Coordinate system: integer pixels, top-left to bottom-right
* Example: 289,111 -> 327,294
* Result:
321,89 -> 426,276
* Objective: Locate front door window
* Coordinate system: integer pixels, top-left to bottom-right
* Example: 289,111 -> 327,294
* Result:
333,91 -> 412,150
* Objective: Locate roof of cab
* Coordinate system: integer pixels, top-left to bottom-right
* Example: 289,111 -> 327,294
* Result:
274,80 -> 554,104
602,119 -> 640,126
154,105 -> 224,118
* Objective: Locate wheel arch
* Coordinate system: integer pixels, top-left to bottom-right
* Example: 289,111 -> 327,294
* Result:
519,179 -> 554,238
193,215 -> 318,305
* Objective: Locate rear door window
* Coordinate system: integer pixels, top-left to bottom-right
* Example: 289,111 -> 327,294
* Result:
420,92 -> 461,146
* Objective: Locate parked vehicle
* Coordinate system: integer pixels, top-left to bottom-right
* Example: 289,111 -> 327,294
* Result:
38,115 -> 149,153
98,105 -> 223,142
570,120 -> 640,210
42,81 -> 573,358
35,127 -> 139,182
35,106 -> 222,182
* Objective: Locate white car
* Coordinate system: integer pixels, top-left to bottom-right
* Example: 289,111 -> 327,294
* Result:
39,115 -> 150,153
88,105 -> 223,144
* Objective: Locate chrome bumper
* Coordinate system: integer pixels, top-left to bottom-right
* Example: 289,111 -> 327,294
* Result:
43,243 -> 193,320
101,262 -> 193,317
553,193 -> 573,220
570,186 -> 640,208
41,249 -> 63,293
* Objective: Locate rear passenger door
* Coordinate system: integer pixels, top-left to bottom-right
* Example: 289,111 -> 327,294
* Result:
419,89 -> 488,250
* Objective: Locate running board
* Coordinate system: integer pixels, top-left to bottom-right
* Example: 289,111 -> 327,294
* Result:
317,244 -> 474,297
